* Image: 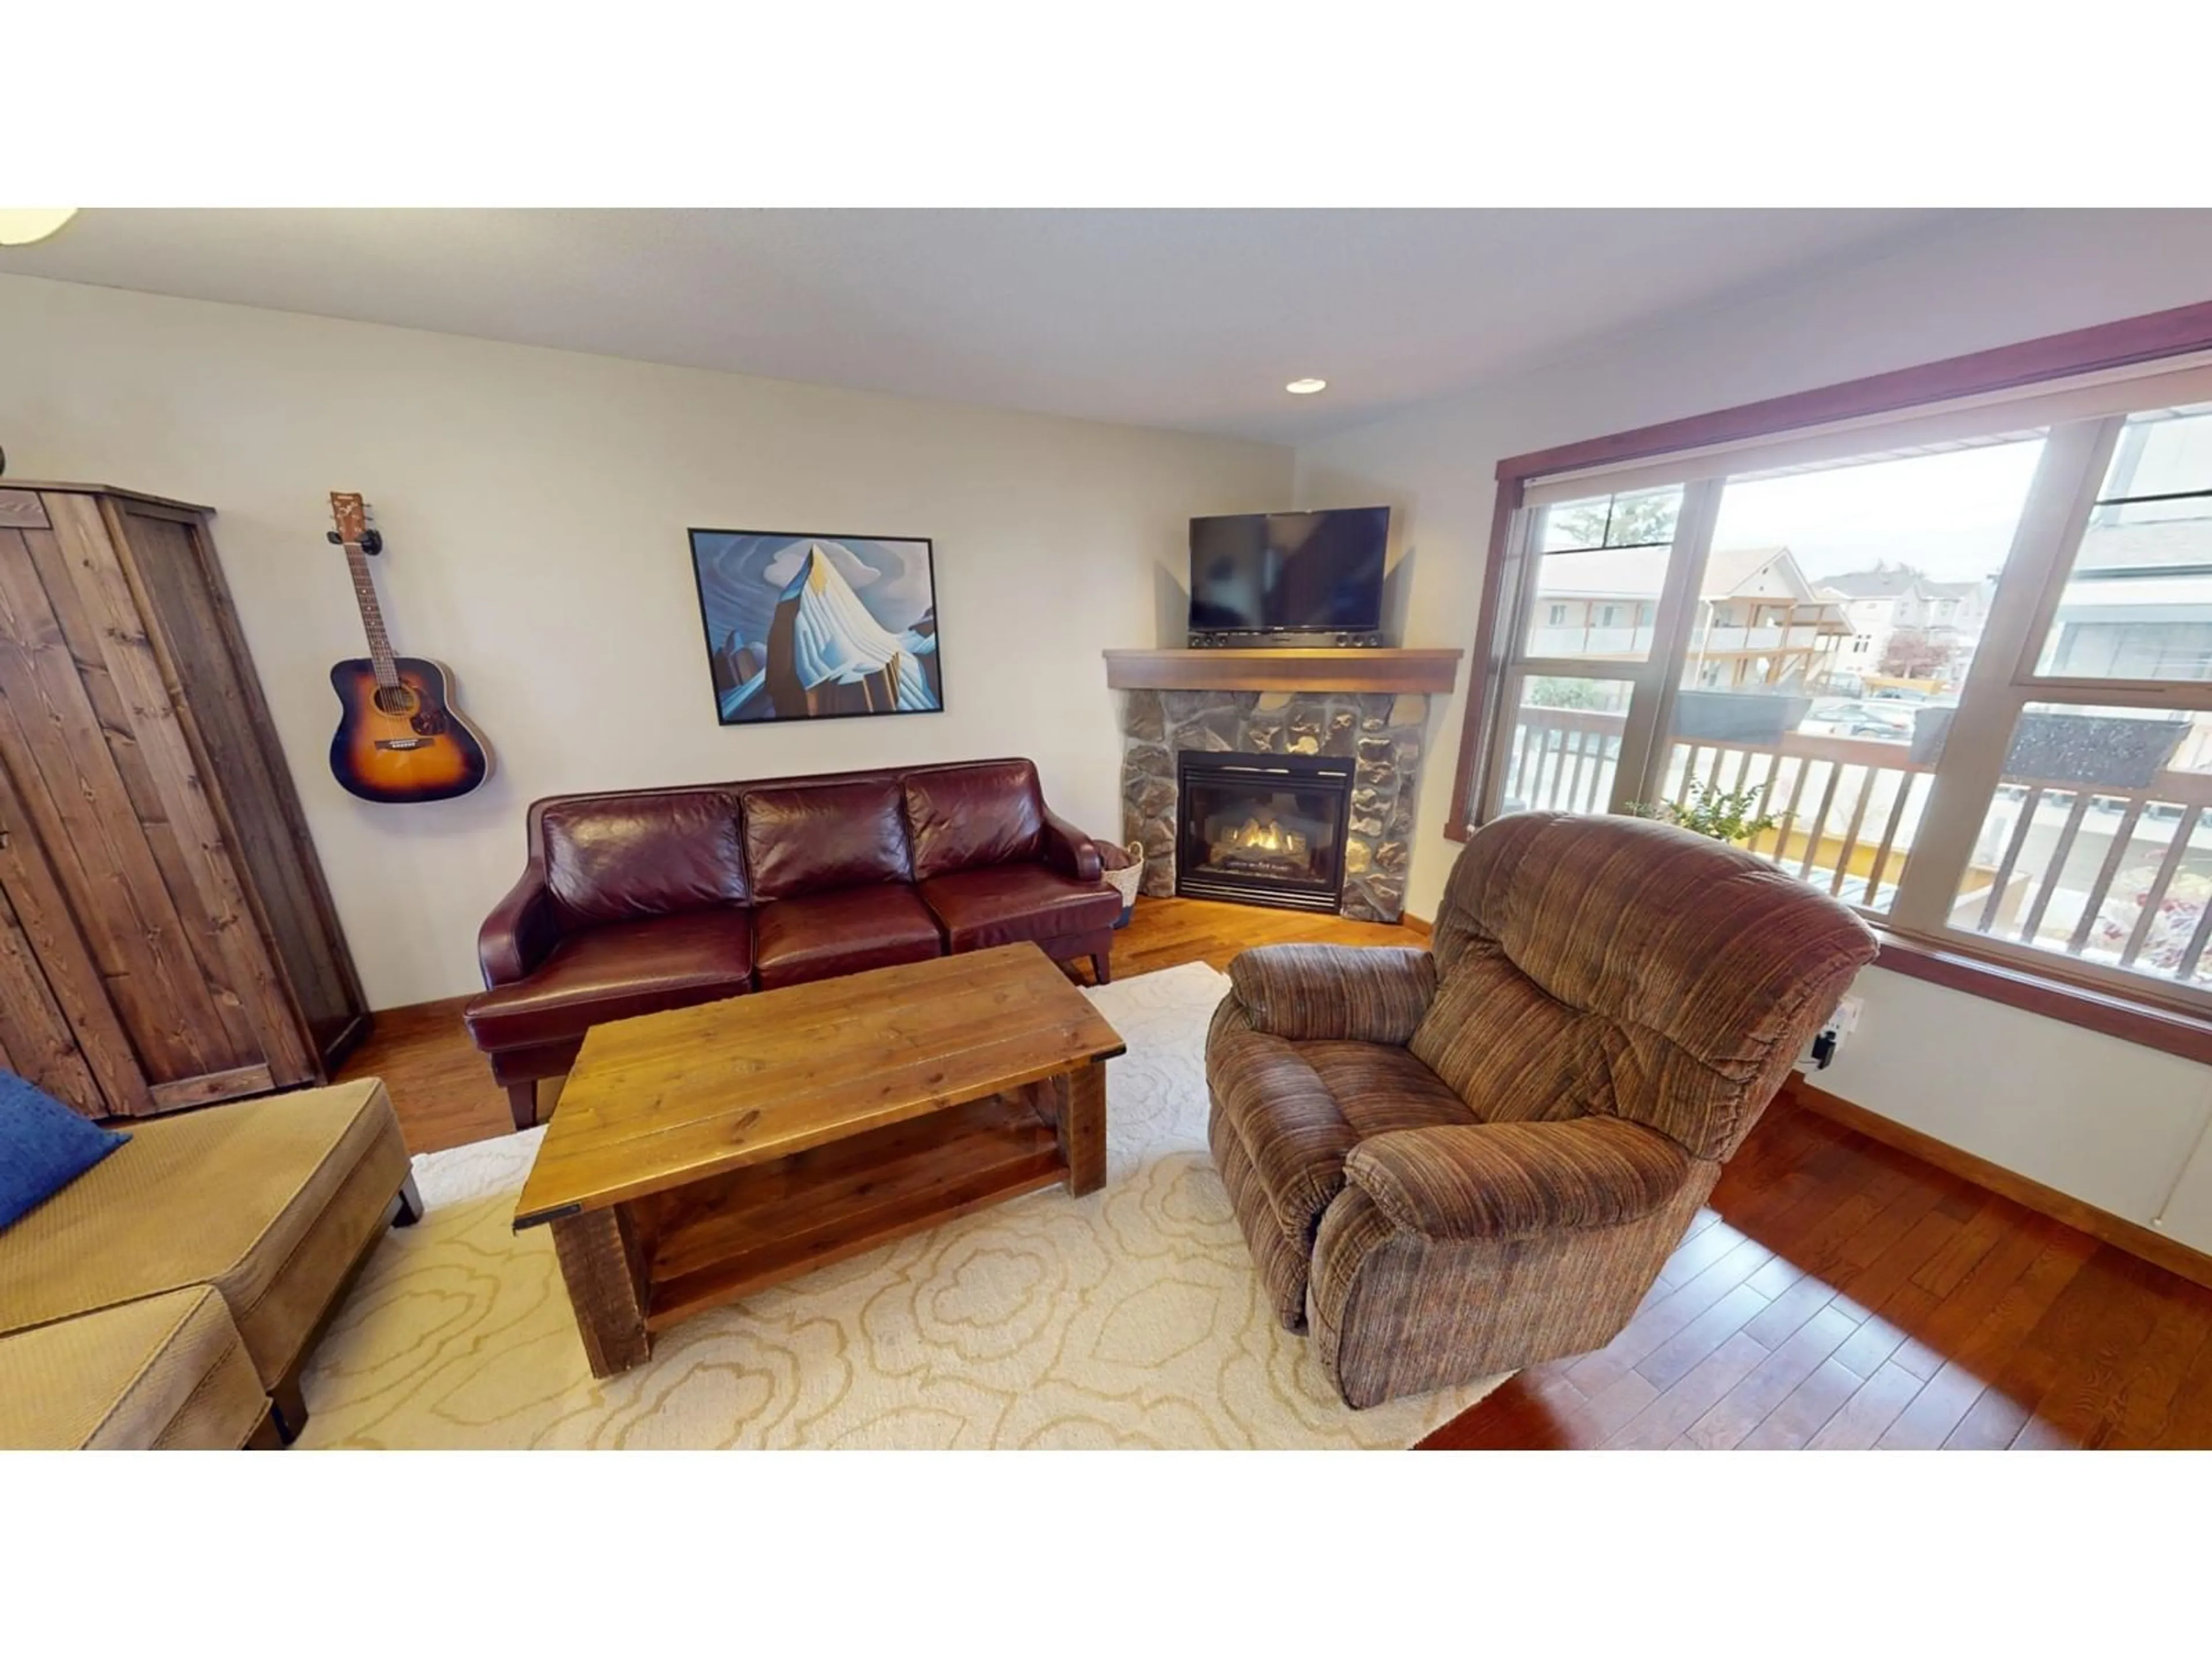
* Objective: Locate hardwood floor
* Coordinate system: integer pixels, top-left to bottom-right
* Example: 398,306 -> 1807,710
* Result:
338,895 -> 2212,1449
339,994 -> 514,1155
1419,1101 -> 2212,1450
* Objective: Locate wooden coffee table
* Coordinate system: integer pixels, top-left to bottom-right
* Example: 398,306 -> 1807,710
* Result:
512,942 -> 1125,1377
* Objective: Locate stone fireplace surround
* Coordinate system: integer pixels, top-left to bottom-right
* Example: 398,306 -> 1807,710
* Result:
1118,688 -> 1431,923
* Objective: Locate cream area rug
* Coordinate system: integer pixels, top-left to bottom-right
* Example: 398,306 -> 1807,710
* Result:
298,961 -> 1505,1449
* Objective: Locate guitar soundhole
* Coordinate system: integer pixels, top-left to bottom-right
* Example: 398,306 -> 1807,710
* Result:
373,684 -> 419,717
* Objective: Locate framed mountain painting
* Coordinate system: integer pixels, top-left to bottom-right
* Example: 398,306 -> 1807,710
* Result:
686,529 -> 944,724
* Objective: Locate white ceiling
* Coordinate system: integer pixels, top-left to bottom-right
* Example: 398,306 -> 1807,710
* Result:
0,209 -> 1969,444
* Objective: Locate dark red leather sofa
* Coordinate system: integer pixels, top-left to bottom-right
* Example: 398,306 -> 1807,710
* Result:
465,758 -> 1118,1130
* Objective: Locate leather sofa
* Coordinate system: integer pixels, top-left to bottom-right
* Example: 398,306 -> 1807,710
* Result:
465,757 -> 1119,1130
1206,812 -> 1878,1408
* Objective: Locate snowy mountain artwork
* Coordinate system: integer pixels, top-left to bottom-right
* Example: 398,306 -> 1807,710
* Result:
687,530 -> 942,725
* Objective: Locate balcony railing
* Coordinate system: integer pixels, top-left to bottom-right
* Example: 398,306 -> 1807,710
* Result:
1501,704 -> 1628,816
1499,702 -> 2212,991
1526,624 -> 1653,658
1690,624 -> 1831,654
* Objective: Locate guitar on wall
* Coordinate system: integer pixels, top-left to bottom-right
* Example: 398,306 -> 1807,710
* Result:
324,491 -> 491,804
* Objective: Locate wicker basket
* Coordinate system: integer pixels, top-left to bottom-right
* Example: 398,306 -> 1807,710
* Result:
1102,839 -> 1145,928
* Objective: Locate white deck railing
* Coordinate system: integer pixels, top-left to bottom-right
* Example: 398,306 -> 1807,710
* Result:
1499,703 -> 2212,990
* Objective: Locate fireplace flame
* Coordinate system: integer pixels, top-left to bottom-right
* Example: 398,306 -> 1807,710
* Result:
1219,816 -> 1307,859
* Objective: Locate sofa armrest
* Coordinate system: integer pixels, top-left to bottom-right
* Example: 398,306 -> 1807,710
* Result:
1344,1116 -> 1693,1242
1039,805 -> 1103,882
1226,944 -> 1437,1046
478,861 -> 562,988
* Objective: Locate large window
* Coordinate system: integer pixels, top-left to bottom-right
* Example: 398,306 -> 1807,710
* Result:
1464,369 -> 2212,1017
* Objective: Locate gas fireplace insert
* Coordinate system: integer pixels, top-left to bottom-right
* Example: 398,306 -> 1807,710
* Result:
1175,751 -> 1353,913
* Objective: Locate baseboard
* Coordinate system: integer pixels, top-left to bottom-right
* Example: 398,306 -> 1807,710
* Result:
1400,912 -> 1433,936
1785,1076 -> 2212,1295
320,1010 -> 375,1076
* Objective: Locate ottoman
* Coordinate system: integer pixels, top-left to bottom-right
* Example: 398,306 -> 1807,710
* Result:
0,1078 -> 420,1441
0,1287 -> 274,1450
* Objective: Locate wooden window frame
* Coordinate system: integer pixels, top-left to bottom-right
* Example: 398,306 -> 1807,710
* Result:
1445,298 -> 2212,1065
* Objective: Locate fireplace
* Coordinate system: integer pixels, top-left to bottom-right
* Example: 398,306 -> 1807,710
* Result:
1175,751 -> 1353,912
1118,679 -> 1446,924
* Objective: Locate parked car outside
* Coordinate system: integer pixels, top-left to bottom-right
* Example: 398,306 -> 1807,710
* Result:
1800,699 -> 1916,741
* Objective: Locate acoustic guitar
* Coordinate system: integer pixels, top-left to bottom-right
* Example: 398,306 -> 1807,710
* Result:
324,491 -> 490,804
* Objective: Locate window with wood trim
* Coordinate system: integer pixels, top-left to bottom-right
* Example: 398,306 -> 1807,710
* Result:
1457,351 -> 2212,1017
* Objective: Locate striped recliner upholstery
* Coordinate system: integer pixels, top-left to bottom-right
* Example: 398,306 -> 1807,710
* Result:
1206,812 -> 1878,1409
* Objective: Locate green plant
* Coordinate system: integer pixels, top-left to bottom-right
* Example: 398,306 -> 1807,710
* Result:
1527,676 -> 1623,711
1629,781 -> 1787,845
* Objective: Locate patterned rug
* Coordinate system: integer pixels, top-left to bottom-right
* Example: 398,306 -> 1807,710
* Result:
297,961 -> 1504,1448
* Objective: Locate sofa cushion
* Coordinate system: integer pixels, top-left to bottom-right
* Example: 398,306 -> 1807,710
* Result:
1300,1041 -> 1479,1142
904,760 -> 1047,881
542,790 -> 747,927
0,1071 -> 129,1232
1421,810 -> 1877,1160
1410,942 -> 1603,1129
1345,1115 -> 1691,1243
0,1080 -> 410,1388
0,1286 -> 267,1450
464,908 -> 754,1051
1208,1007 -> 1477,1255
754,886 -> 944,991
743,778 -> 914,900
918,863 -> 1121,952
1227,944 -> 1437,1046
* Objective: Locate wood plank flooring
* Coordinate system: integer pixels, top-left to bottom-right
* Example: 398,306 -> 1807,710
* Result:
1418,1104 -> 2212,1450
338,894 -> 2212,1449
339,993 -> 513,1154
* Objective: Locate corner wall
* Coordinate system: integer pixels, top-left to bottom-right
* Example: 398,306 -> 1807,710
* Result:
0,272 -> 1293,1005
1293,209 -> 2212,1250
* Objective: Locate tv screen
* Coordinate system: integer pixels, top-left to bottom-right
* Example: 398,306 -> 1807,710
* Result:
1188,507 -> 1389,632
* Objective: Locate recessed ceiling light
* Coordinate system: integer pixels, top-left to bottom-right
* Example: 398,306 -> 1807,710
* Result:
1285,377 -> 1328,395
0,209 -> 78,247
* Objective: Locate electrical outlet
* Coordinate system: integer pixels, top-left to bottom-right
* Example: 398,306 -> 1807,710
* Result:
1803,994 -> 1864,1071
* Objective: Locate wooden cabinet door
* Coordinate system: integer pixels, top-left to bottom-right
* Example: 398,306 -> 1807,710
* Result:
0,759 -> 148,1116
0,500 -> 276,1112
0,866 -> 107,1118
115,502 -> 346,1072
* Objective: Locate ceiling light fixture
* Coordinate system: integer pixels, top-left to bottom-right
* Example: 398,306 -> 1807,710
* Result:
0,209 -> 78,247
1285,377 -> 1328,395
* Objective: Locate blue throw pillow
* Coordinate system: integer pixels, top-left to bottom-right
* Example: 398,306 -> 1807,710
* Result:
0,1071 -> 129,1230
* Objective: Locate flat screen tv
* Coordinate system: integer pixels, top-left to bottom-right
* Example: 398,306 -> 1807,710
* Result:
1188,506 -> 1389,634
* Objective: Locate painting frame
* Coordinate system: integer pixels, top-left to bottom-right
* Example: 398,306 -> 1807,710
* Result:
685,527 -> 946,728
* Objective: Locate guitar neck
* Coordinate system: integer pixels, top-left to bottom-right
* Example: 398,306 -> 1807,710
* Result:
341,539 -> 400,687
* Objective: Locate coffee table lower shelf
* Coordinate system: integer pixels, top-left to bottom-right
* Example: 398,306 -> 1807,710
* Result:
533,1078 -> 1103,1377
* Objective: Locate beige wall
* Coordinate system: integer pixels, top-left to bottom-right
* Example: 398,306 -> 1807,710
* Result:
0,272 -> 1291,1006
1295,209 -> 2212,1247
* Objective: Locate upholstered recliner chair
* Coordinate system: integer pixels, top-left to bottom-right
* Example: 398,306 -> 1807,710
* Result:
1206,812 -> 1879,1408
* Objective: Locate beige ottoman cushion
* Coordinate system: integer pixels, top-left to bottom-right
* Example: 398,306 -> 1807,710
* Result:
0,1079 -> 410,1388
0,1286 -> 268,1449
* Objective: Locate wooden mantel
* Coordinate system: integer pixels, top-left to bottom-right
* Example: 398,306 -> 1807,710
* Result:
1103,647 -> 1462,695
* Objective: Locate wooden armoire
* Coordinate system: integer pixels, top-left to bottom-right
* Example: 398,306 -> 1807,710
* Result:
0,482 -> 369,1120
